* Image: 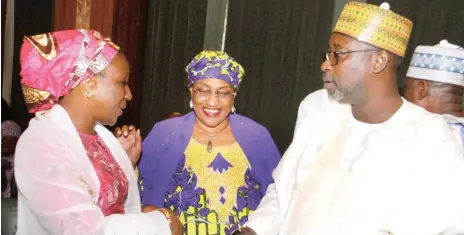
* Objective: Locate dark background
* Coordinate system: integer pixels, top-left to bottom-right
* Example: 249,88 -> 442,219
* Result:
3,0 -> 464,153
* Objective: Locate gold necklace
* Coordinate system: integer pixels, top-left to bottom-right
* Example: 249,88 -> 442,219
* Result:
195,125 -> 229,153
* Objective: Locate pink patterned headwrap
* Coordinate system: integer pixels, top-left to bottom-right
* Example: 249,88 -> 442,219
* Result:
19,29 -> 120,113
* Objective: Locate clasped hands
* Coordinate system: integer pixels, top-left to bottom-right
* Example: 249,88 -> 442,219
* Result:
113,125 -> 142,167
113,125 -> 183,234
142,205 -> 183,235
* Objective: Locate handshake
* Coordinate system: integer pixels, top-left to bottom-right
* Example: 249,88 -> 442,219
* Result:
232,227 -> 257,235
142,205 -> 184,235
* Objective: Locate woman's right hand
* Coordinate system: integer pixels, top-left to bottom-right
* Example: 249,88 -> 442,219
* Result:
143,205 -> 184,235
166,209 -> 183,235
113,125 -> 142,167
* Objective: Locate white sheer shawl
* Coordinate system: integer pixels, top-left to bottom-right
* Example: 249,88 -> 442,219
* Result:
14,105 -> 171,235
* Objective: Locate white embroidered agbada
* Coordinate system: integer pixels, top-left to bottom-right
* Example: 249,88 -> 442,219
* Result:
245,89 -> 464,235
14,105 -> 171,235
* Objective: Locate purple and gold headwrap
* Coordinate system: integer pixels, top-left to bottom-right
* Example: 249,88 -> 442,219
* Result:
185,51 -> 245,88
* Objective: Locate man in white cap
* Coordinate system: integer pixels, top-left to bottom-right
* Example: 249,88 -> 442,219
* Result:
234,2 -> 464,235
404,40 -> 464,149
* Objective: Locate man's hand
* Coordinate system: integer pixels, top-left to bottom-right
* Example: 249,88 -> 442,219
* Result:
142,205 -> 184,235
141,205 -> 159,212
114,125 -> 142,167
232,227 -> 257,235
165,208 -> 184,235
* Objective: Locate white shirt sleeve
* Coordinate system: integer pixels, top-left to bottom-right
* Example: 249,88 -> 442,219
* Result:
15,135 -> 171,235
244,182 -> 282,235
245,91 -> 321,234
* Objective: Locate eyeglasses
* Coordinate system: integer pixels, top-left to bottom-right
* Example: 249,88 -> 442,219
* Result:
321,49 -> 380,66
192,88 -> 235,101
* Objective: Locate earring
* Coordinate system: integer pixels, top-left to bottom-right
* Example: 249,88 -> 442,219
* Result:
84,87 -> 94,98
86,91 -> 94,98
189,100 -> 193,109
231,105 -> 236,113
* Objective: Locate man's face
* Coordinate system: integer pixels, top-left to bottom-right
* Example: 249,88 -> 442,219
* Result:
320,33 -> 378,104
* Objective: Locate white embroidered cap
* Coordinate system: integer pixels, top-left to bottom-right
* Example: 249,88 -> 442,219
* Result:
406,40 -> 464,86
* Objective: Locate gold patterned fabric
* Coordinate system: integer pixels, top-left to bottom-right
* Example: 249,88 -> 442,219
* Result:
164,138 -> 261,235
334,2 -> 413,57
183,139 -> 250,222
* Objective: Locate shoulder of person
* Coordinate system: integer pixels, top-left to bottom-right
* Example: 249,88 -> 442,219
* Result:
403,102 -> 461,152
230,113 -> 265,129
417,114 -> 458,141
148,112 -> 193,135
15,114 -> 76,166
230,113 -> 273,139
19,111 -> 64,143
402,101 -> 452,132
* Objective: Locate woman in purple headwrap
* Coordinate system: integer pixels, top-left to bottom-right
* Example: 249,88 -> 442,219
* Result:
138,51 -> 281,235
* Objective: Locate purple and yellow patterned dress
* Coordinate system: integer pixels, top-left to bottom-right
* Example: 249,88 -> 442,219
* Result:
164,138 -> 262,235
138,112 -> 281,235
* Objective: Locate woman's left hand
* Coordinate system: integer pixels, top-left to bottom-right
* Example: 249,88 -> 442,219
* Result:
114,125 -> 142,167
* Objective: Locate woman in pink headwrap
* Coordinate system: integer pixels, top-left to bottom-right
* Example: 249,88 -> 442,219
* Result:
15,29 -> 182,235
